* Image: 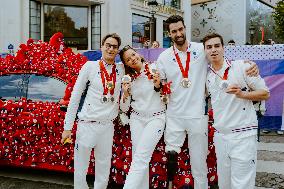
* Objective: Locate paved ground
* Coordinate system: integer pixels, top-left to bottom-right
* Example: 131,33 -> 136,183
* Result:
255,132 -> 284,189
0,133 -> 283,189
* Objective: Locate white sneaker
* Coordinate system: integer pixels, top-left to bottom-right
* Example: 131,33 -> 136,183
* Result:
262,130 -> 270,134
276,130 -> 284,135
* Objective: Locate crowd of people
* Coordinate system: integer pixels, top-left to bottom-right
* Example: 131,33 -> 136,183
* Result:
61,14 -> 269,189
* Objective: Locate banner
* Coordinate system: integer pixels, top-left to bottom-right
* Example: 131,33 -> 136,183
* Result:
83,45 -> 284,130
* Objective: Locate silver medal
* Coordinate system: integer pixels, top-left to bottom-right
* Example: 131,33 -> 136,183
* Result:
122,75 -> 132,83
101,95 -> 109,103
219,80 -> 229,90
109,96 -> 115,103
181,78 -> 191,88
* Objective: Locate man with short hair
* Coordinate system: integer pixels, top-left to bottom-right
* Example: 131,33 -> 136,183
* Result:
203,33 -> 269,189
61,33 -> 124,189
227,39 -> 236,46
156,15 -> 258,189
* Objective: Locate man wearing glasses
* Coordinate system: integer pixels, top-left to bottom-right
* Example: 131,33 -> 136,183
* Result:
61,33 -> 124,189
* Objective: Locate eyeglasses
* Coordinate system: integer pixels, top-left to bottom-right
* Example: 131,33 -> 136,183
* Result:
104,43 -> 119,50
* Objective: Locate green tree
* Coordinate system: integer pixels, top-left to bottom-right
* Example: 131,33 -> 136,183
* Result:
273,1 -> 284,40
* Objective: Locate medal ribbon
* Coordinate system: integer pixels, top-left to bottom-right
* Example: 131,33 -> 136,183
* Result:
99,60 -> 116,95
131,63 -> 152,80
173,46 -> 190,79
209,59 -> 231,80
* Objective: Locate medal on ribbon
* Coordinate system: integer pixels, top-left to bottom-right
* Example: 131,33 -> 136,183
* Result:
100,95 -> 109,103
99,60 -> 116,103
173,46 -> 191,88
209,58 -> 231,90
181,78 -> 191,88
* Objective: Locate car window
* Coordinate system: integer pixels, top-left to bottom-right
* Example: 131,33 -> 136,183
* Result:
0,75 -> 27,100
27,75 -> 66,102
0,74 -> 66,102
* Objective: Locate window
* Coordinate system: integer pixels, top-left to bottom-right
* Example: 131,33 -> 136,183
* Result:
44,5 -> 88,50
163,0 -> 181,9
163,20 -> 171,48
132,14 -> 150,48
0,74 -> 66,102
248,0 -> 281,44
29,0 -> 41,40
91,5 -> 101,50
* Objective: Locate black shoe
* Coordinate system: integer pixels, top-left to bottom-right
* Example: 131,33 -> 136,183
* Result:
167,150 -> 178,181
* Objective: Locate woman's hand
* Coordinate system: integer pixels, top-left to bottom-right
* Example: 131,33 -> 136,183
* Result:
152,72 -> 161,88
122,82 -> 131,100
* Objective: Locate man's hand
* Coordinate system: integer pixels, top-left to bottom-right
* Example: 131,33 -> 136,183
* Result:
152,72 -> 161,88
245,60 -> 259,77
226,84 -> 245,98
61,130 -> 72,144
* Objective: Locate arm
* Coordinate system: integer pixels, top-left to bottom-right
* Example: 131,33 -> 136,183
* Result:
226,85 -> 269,101
63,62 -> 90,131
120,82 -> 131,113
227,62 -> 270,101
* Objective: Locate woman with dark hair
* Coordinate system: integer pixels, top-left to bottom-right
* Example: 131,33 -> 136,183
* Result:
119,45 -> 166,189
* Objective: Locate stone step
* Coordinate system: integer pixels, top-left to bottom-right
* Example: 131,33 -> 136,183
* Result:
258,142 -> 284,153
256,160 -> 284,175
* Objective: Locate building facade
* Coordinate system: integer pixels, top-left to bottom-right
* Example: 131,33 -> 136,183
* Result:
191,0 -> 280,45
0,0 -> 191,53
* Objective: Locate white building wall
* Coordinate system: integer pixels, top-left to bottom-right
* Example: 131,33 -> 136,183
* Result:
0,0 -> 29,53
106,0 -> 132,47
191,0 -> 247,45
0,0 -> 192,52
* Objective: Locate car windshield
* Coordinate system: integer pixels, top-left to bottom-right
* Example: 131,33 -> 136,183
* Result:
0,74 -> 66,102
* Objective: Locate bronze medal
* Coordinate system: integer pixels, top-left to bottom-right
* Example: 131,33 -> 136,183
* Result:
161,95 -> 169,104
107,81 -> 114,90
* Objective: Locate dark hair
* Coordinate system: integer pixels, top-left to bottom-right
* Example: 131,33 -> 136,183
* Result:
228,39 -> 235,44
165,15 -> 185,32
202,33 -> 224,47
101,33 -> 121,48
119,45 -> 145,77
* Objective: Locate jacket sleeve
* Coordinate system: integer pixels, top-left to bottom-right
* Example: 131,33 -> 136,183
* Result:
241,62 -> 269,92
64,62 -> 91,130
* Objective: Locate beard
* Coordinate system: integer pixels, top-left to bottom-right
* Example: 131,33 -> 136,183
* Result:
173,35 -> 186,46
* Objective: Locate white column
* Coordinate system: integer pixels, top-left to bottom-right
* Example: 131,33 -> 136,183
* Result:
232,0 -> 247,45
104,0 -> 132,47
183,0 -> 191,41
21,0 -> 30,44
156,17 -> 163,47
0,0 -> 22,53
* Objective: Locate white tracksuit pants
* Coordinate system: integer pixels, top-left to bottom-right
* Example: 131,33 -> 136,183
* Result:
123,114 -> 165,189
74,121 -> 114,189
214,133 -> 257,189
164,116 -> 209,189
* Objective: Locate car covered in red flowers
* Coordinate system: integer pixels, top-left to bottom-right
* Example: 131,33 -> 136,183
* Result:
0,33 -> 218,188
